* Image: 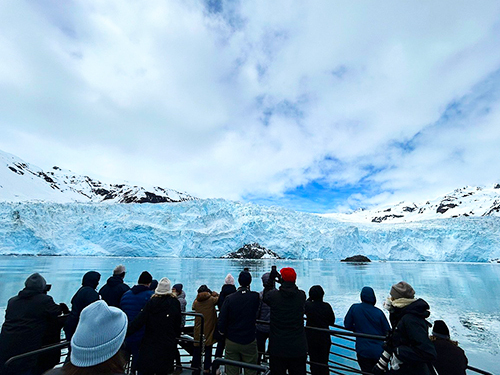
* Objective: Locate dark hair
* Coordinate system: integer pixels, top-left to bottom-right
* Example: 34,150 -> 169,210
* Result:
61,351 -> 126,374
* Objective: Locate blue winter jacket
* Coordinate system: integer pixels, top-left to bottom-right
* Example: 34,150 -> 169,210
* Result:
120,285 -> 154,350
344,287 -> 391,359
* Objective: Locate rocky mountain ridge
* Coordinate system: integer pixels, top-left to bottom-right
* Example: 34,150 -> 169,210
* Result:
327,185 -> 500,223
0,150 -> 195,204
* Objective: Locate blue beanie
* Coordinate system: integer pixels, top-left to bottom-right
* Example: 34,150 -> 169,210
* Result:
71,300 -> 128,367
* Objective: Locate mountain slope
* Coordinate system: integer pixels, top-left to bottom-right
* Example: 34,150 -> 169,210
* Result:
0,150 -> 195,203
326,185 -> 500,223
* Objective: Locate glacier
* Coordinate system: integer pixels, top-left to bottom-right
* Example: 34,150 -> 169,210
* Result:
1,199 -> 500,261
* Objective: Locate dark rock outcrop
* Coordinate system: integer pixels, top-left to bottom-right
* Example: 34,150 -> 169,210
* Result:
341,255 -> 371,262
222,243 -> 281,259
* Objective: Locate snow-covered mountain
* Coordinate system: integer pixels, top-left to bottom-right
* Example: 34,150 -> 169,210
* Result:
0,150 -> 195,203
326,185 -> 500,223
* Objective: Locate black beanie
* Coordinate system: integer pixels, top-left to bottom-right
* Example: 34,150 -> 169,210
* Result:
432,320 -> 450,339
173,283 -> 183,293
238,271 -> 252,287
138,271 -> 153,285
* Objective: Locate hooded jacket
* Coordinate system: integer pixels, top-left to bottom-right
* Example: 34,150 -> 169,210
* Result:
344,287 -> 391,359
64,271 -> 101,341
120,284 -> 154,350
99,274 -> 130,308
192,291 -> 219,346
0,273 -> 62,375
217,284 -> 237,310
263,281 -> 307,358
389,298 -> 437,375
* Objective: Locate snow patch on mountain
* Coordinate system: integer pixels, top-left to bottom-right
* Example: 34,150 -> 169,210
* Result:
325,185 -> 500,223
0,150 -> 195,203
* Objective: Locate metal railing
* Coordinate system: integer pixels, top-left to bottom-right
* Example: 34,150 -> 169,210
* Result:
3,315 -> 494,375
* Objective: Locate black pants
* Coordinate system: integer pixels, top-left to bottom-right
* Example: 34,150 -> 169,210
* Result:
307,337 -> 330,375
269,355 -> 306,375
256,330 -> 270,364
192,345 -> 213,375
357,355 -> 378,373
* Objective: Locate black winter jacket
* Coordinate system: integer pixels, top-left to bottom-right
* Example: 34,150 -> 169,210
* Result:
99,275 -> 130,308
218,286 -> 260,345
305,299 -> 335,346
430,338 -> 467,375
0,287 -> 62,375
127,294 -> 182,374
263,281 -> 307,358
389,299 -> 437,375
217,284 -> 237,310
64,271 -> 100,340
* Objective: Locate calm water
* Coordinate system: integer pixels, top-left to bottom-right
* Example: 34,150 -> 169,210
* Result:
0,256 -> 498,373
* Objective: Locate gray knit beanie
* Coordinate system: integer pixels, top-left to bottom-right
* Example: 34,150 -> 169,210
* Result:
390,281 -> 415,300
71,300 -> 128,367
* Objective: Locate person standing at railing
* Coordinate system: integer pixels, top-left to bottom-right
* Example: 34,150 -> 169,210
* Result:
99,265 -> 130,308
0,273 -> 68,375
192,285 -> 219,375
217,270 -> 260,375
255,272 -> 273,365
120,271 -> 154,374
428,320 -> 467,375
305,285 -> 336,375
213,274 -> 237,375
344,286 -> 391,373
264,266 -> 307,375
373,281 -> 437,375
127,277 -> 182,375
64,271 -> 101,342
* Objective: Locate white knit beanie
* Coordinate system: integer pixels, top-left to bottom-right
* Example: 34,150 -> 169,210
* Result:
155,277 -> 172,295
71,300 -> 128,367
225,273 -> 235,285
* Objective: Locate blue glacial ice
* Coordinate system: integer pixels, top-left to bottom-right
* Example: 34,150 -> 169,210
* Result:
1,199 -> 500,261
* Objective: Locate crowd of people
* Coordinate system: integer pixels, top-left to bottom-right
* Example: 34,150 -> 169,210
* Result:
0,265 -> 469,375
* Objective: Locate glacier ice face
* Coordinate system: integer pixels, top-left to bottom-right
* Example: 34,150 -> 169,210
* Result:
1,199 -> 500,261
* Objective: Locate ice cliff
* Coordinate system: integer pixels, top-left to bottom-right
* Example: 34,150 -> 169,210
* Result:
1,200 -> 499,261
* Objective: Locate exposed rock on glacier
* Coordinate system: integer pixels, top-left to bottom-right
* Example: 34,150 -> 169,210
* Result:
222,243 -> 281,259
341,255 -> 371,262
1,200 -> 499,261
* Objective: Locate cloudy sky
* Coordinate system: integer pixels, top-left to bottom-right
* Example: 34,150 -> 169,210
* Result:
1,1 -> 500,213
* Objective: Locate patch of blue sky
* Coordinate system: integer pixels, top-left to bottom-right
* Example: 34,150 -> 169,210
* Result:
244,178 -> 383,214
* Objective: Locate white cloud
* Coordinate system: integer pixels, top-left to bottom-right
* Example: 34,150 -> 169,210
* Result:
1,0 -> 500,210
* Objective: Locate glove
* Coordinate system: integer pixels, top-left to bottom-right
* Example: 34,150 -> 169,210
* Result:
269,267 -> 279,282
59,303 -> 70,315
372,350 -> 391,374
391,354 -> 403,371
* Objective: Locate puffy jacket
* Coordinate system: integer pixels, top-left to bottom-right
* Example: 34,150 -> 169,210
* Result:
176,290 -> 187,327
305,298 -> 336,347
120,285 -> 154,350
389,299 -> 437,375
99,275 -> 130,308
128,294 -> 181,374
256,289 -> 272,333
0,274 -> 62,375
64,271 -> 100,340
263,281 -> 307,357
218,286 -> 260,345
192,292 -> 219,346
344,287 -> 391,359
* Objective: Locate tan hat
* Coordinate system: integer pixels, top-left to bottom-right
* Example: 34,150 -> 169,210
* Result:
390,281 -> 415,300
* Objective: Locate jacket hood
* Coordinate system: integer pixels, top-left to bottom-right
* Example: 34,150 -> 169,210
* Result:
106,274 -> 125,287
360,286 -> 376,305
82,271 -> 101,289
131,284 -> 152,295
24,273 -> 47,292
393,298 -> 431,321
221,284 -> 237,295
279,281 -> 300,297
176,290 -> 186,300
196,291 -> 212,302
